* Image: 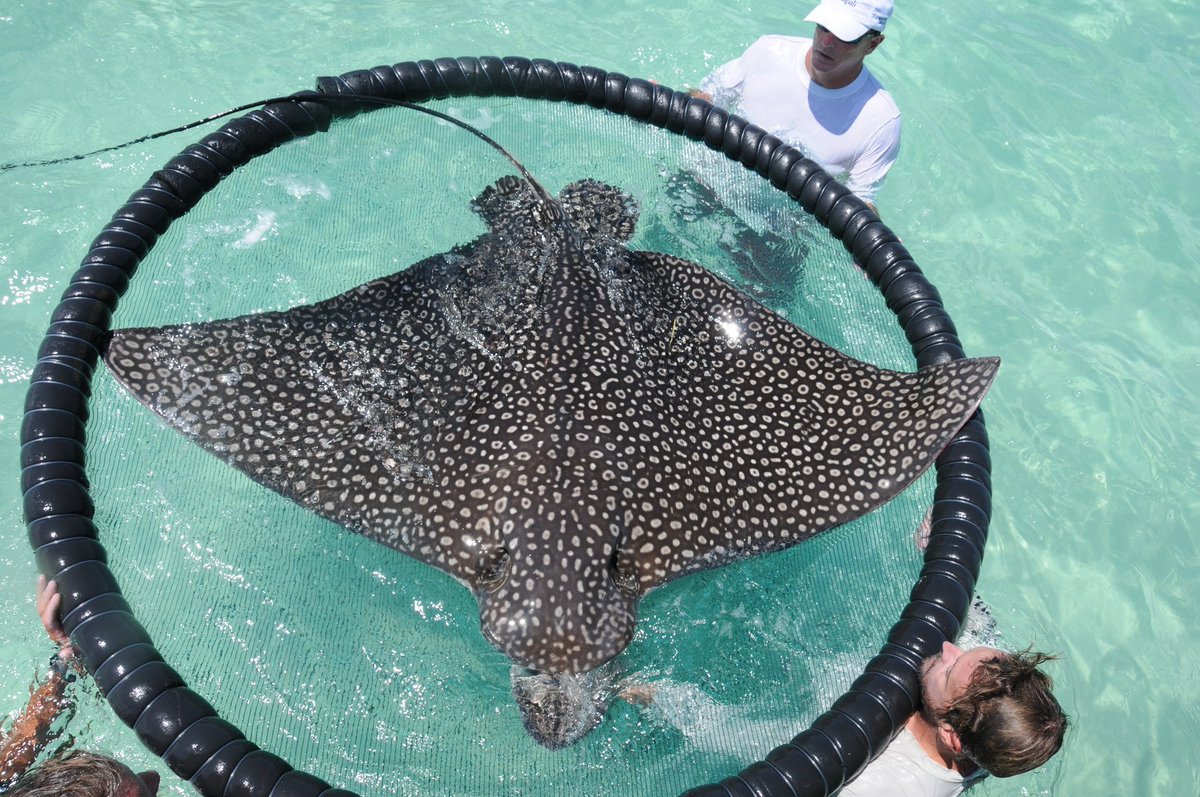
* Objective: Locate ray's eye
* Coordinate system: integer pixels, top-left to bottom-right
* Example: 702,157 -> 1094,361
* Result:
609,548 -> 639,597
477,546 -> 512,590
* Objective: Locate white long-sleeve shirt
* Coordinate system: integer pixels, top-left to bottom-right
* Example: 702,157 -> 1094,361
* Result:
700,35 -> 901,205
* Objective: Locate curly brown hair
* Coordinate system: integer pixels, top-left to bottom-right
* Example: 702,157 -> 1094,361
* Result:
5,750 -> 130,797
935,648 -> 1069,777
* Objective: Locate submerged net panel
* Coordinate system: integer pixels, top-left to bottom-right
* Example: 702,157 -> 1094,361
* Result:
21,57 -> 990,797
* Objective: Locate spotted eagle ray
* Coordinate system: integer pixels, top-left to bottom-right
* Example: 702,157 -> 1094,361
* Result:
102,175 -> 998,747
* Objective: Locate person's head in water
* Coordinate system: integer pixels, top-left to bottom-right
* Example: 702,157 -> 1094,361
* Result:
6,750 -> 160,797
919,642 -> 1068,777
803,0 -> 892,89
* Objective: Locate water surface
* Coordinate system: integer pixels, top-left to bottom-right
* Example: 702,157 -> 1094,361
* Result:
2,1 -> 1197,795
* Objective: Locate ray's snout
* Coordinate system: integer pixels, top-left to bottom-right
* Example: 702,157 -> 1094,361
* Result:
476,542 -> 638,674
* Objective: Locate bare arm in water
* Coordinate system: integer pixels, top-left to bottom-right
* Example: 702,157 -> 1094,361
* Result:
0,577 -> 79,786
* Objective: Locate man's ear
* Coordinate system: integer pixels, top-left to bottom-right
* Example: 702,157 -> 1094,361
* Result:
937,723 -> 964,755
865,34 -> 884,54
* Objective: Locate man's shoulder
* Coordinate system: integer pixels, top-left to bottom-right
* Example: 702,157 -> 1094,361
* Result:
838,728 -> 966,797
858,66 -> 902,120
730,35 -> 810,79
744,34 -> 811,57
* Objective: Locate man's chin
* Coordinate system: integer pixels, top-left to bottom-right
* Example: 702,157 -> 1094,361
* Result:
916,654 -> 937,709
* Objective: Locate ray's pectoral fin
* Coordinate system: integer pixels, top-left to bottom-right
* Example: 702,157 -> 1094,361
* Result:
98,243 -> 509,541
609,249 -> 1000,588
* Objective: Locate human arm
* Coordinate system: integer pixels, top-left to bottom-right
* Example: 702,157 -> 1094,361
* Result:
0,578 -> 79,786
844,115 -> 901,212
694,42 -> 758,111
617,683 -> 657,705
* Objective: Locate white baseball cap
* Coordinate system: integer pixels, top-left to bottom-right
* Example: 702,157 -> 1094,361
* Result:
805,0 -> 893,41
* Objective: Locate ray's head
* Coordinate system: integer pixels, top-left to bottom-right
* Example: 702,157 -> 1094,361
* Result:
471,520 -> 642,675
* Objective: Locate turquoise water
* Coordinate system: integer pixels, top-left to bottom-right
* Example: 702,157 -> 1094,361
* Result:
2,1 -> 1197,796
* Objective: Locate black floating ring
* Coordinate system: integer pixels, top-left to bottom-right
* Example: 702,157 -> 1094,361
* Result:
21,56 -> 991,797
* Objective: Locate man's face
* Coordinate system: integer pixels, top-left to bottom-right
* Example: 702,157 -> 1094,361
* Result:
919,641 -> 1003,718
115,764 -> 160,797
808,24 -> 882,87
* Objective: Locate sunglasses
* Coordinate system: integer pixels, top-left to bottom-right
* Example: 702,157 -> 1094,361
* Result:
815,24 -> 880,46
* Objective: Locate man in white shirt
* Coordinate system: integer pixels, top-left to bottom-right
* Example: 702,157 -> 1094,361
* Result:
838,642 -> 1069,796
695,0 -> 901,210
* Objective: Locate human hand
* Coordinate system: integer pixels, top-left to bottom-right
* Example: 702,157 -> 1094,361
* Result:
36,575 -> 75,659
912,507 -> 932,551
618,683 -> 657,706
